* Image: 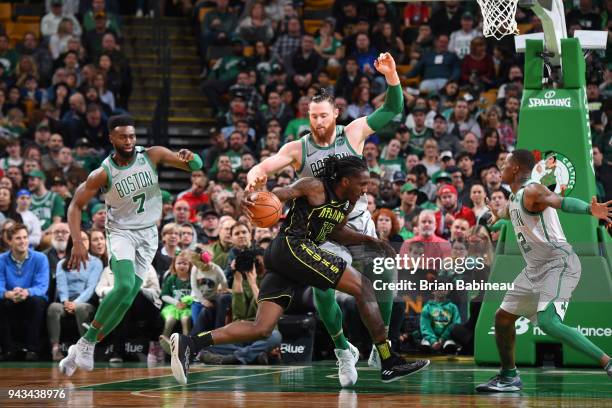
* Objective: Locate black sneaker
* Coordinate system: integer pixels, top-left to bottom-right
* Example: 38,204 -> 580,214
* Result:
170,333 -> 195,385
381,356 -> 430,383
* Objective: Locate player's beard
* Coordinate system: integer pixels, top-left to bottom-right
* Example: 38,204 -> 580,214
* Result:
310,121 -> 335,142
115,147 -> 136,160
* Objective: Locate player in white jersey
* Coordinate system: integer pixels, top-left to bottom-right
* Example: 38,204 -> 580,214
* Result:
58,115 -> 203,376
244,53 -> 405,387
476,150 -> 612,392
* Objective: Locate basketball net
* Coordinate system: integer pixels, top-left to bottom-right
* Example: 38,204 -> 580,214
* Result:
477,0 -> 520,40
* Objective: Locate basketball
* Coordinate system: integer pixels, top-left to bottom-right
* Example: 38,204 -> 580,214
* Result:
249,191 -> 282,228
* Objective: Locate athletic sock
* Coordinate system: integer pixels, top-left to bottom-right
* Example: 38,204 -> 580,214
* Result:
313,288 -> 349,350
376,341 -> 394,368
191,331 -> 214,353
84,320 -> 102,343
501,367 -> 518,378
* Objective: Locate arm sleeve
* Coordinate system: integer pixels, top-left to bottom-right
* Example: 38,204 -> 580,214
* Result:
28,254 -> 49,298
74,258 -> 102,304
561,197 -> 591,214
366,84 -> 404,131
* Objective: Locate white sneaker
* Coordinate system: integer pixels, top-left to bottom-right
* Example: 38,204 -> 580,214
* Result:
368,340 -> 391,369
136,9 -> 143,17
75,338 -> 96,371
368,345 -> 380,369
335,342 -> 359,387
59,345 -> 78,376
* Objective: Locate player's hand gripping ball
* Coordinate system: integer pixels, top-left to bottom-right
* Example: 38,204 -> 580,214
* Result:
247,191 -> 282,228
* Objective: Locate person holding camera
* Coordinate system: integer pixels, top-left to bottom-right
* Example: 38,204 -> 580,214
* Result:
200,245 -> 281,365
190,247 -> 229,335
223,221 -> 253,286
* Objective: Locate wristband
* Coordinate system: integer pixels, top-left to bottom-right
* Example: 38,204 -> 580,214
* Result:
188,154 -> 203,171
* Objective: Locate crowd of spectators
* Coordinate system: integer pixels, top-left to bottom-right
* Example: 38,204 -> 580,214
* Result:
0,0 -> 611,363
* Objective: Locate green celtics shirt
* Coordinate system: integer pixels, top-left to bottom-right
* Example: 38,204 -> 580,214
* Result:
31,191 -> 65,230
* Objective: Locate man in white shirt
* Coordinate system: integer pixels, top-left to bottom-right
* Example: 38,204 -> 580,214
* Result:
41,0 -> 82,38
448,12 -> 481,60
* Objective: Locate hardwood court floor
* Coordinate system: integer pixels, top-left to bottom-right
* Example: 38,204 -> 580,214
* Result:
0,358 -> 610,407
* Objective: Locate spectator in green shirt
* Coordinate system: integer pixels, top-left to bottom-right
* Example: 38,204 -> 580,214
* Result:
0,35 -> 19,79
27,170 -> 65,231
82,0 -> 121,36
283,96 -> 310,142
200,0 -> 239,63
201,38 -> 246,114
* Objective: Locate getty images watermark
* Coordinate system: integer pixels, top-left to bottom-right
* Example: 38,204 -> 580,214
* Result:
370,254 -> 514,292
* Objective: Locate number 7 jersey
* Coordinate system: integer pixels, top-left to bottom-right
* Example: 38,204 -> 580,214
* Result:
100,146 -> 162,230
508,181 -> 573,267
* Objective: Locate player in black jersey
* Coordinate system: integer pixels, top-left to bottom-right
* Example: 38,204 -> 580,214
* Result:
170,156 -> 429,385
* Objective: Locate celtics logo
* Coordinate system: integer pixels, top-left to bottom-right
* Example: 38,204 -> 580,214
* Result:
531,150 -> 576,196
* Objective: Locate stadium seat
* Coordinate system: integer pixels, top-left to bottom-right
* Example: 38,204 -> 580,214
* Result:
5,22 -> 40,46
325,65 -> 341,80
304,20 -> 323,35
13,3 -> 44,18
16,16 -> 40,24
304,0 -> 334,10
198,7 -> 213,23
396,64 -> 412,75
0,3 -> 11,23
243,46 -> 254,57
481,88 -> 499,105
398,64 -> 419,87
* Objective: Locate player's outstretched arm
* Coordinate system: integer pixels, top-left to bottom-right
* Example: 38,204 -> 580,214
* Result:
66,168 -> 107,270
246,141 -> 301,192
524,184 -> 612,225
146,146 -> 202,172
270,177 -> 323,203
345,52 -> 403,152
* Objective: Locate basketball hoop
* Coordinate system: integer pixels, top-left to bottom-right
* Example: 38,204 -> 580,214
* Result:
477,0 -> 520,40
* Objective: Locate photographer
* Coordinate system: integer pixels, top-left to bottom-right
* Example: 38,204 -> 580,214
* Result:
223,221 -> 254,286
199,245 -> 281,365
